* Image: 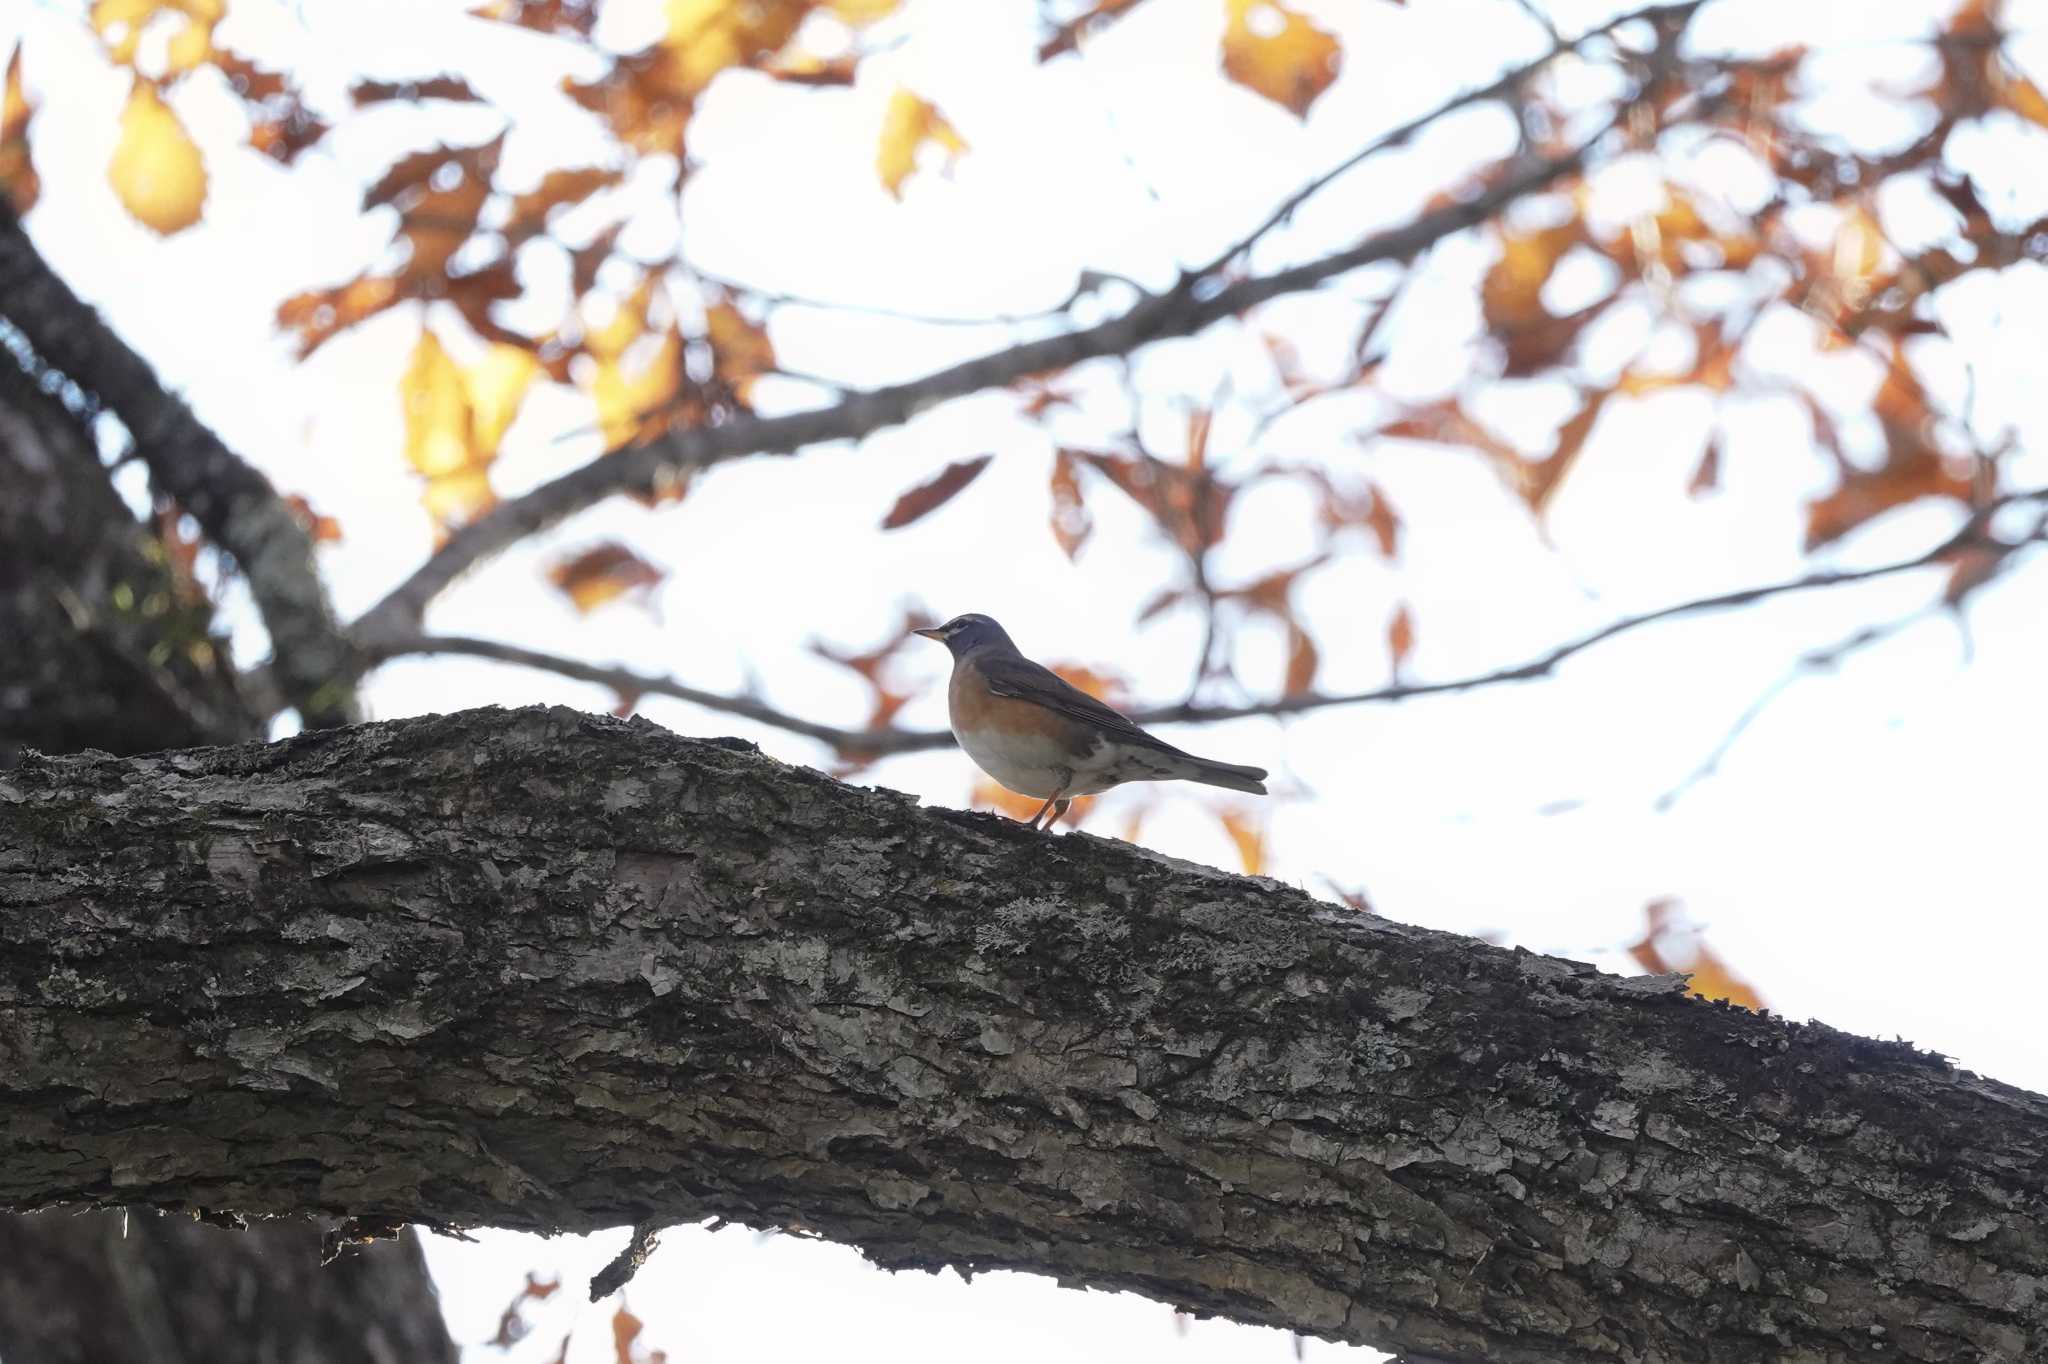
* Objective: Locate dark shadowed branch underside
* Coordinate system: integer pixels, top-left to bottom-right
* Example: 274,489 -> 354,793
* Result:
1,706 -> 2043,1364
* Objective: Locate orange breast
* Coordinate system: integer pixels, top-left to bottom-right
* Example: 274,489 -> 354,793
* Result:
951,659 -> 1083,747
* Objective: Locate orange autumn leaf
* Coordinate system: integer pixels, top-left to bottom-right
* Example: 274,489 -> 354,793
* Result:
282,493 -> 343,544
1221,0 -> 1341,119
548,542 -> 665,615
881,454 -> 993,529
108,79 -> 206,235
1216,807 -> 1267,876
0,46 -> 36,215
877,89 -> 965,198
1627,900 -> 1765,1012
276,274 -> 403,357
1387,602 -> 1415,674
504,166 -> 622,242
1283,623 -> 1318,696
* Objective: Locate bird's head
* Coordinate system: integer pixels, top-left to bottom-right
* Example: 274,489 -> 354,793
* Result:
913,613 -> 1014,656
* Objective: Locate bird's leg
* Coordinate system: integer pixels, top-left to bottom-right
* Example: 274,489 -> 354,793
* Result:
1024,785 -> 1071,831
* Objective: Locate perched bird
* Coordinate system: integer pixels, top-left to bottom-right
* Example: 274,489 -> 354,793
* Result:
915,613 -> 1267,830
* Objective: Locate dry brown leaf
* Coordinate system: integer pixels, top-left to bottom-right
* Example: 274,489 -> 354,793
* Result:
1048,448 -> 1092,560
1804,348 -> 1972,549
351,75 -> 485,105
282,493 -> 343,544
0,46 -> 36,215
1283,622 -> 1318,696
703,299 -> 775,404
470,0 -> 601,34
277,274 -> 404,357
563,48 -> 695,157
1221,0 -> 1340,119
1688,434 -> 1722,497
504,167 -> 622,242
877,89 -> 965,198
1387,603 -> 1415,674
881,454 -> 994,529
549,542 -> 665,615
109,79 -> 206,235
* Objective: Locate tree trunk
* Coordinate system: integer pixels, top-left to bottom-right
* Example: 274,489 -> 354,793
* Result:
0,348 -> 455,1360
0,346 -> 254,765
0,1212 -> 456,1364
3,705 -> 2040,1364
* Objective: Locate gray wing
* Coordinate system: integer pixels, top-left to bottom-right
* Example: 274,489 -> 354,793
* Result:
977,651 -> 1186,756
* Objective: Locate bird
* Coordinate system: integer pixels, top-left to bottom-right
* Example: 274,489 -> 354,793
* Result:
914,613 -> 1267,831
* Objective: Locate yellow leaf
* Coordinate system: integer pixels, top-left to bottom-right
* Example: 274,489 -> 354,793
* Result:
665,0 -> 806,95
465,344 -> 540,459
1,46 -> 37,215
401,329 -> 475,480
585,275 -> 660,364
419,467 -> 495,533
1216,808 -> 1266,876
876,89 -> 965,198
90,0 -> 222,69
1222,0 -> 1340,119
108,79 -> 206,235
591,325 -> 683,447
830,0 -> 898,21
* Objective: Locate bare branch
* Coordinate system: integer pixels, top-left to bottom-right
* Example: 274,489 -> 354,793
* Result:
351,112 -> 1630,651
0,205 -> 358,727
1193,0 -> 1703,278
378,494 -> 2046,758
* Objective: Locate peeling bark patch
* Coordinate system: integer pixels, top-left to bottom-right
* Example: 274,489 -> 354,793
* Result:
1,705 -> 2045,1364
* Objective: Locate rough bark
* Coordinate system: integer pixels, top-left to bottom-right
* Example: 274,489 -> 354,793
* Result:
0,344 -> 255,764
0,204 -> 356,727
0,1212 -> 457,1364
0,349 -> 458,1361
3,706 -> 2042,1364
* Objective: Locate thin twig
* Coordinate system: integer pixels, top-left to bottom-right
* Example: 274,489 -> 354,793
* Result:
374,495 -> 2045,757
1192,0 -> 1703,279
1652,610 -> 1934,813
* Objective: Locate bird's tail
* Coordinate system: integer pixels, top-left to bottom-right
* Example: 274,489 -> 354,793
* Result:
1181,756 -> 1268,795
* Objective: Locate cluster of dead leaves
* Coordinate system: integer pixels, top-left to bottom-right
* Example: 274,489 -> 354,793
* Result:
486,1269 -> 666,1364
1371,2 -> 2041,607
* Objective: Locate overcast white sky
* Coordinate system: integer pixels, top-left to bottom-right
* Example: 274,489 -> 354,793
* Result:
8,0 -> 2048,1360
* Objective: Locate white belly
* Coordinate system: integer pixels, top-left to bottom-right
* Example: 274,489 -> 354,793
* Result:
956,726 -> 1122,798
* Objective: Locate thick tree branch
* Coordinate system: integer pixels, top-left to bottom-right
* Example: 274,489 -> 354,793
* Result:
373,505 -> 2044,757
3,706 -> 2044,1363
0,206 -> 357,727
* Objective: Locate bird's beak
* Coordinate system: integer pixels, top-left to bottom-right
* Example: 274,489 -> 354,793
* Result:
912,626 -> 945,641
